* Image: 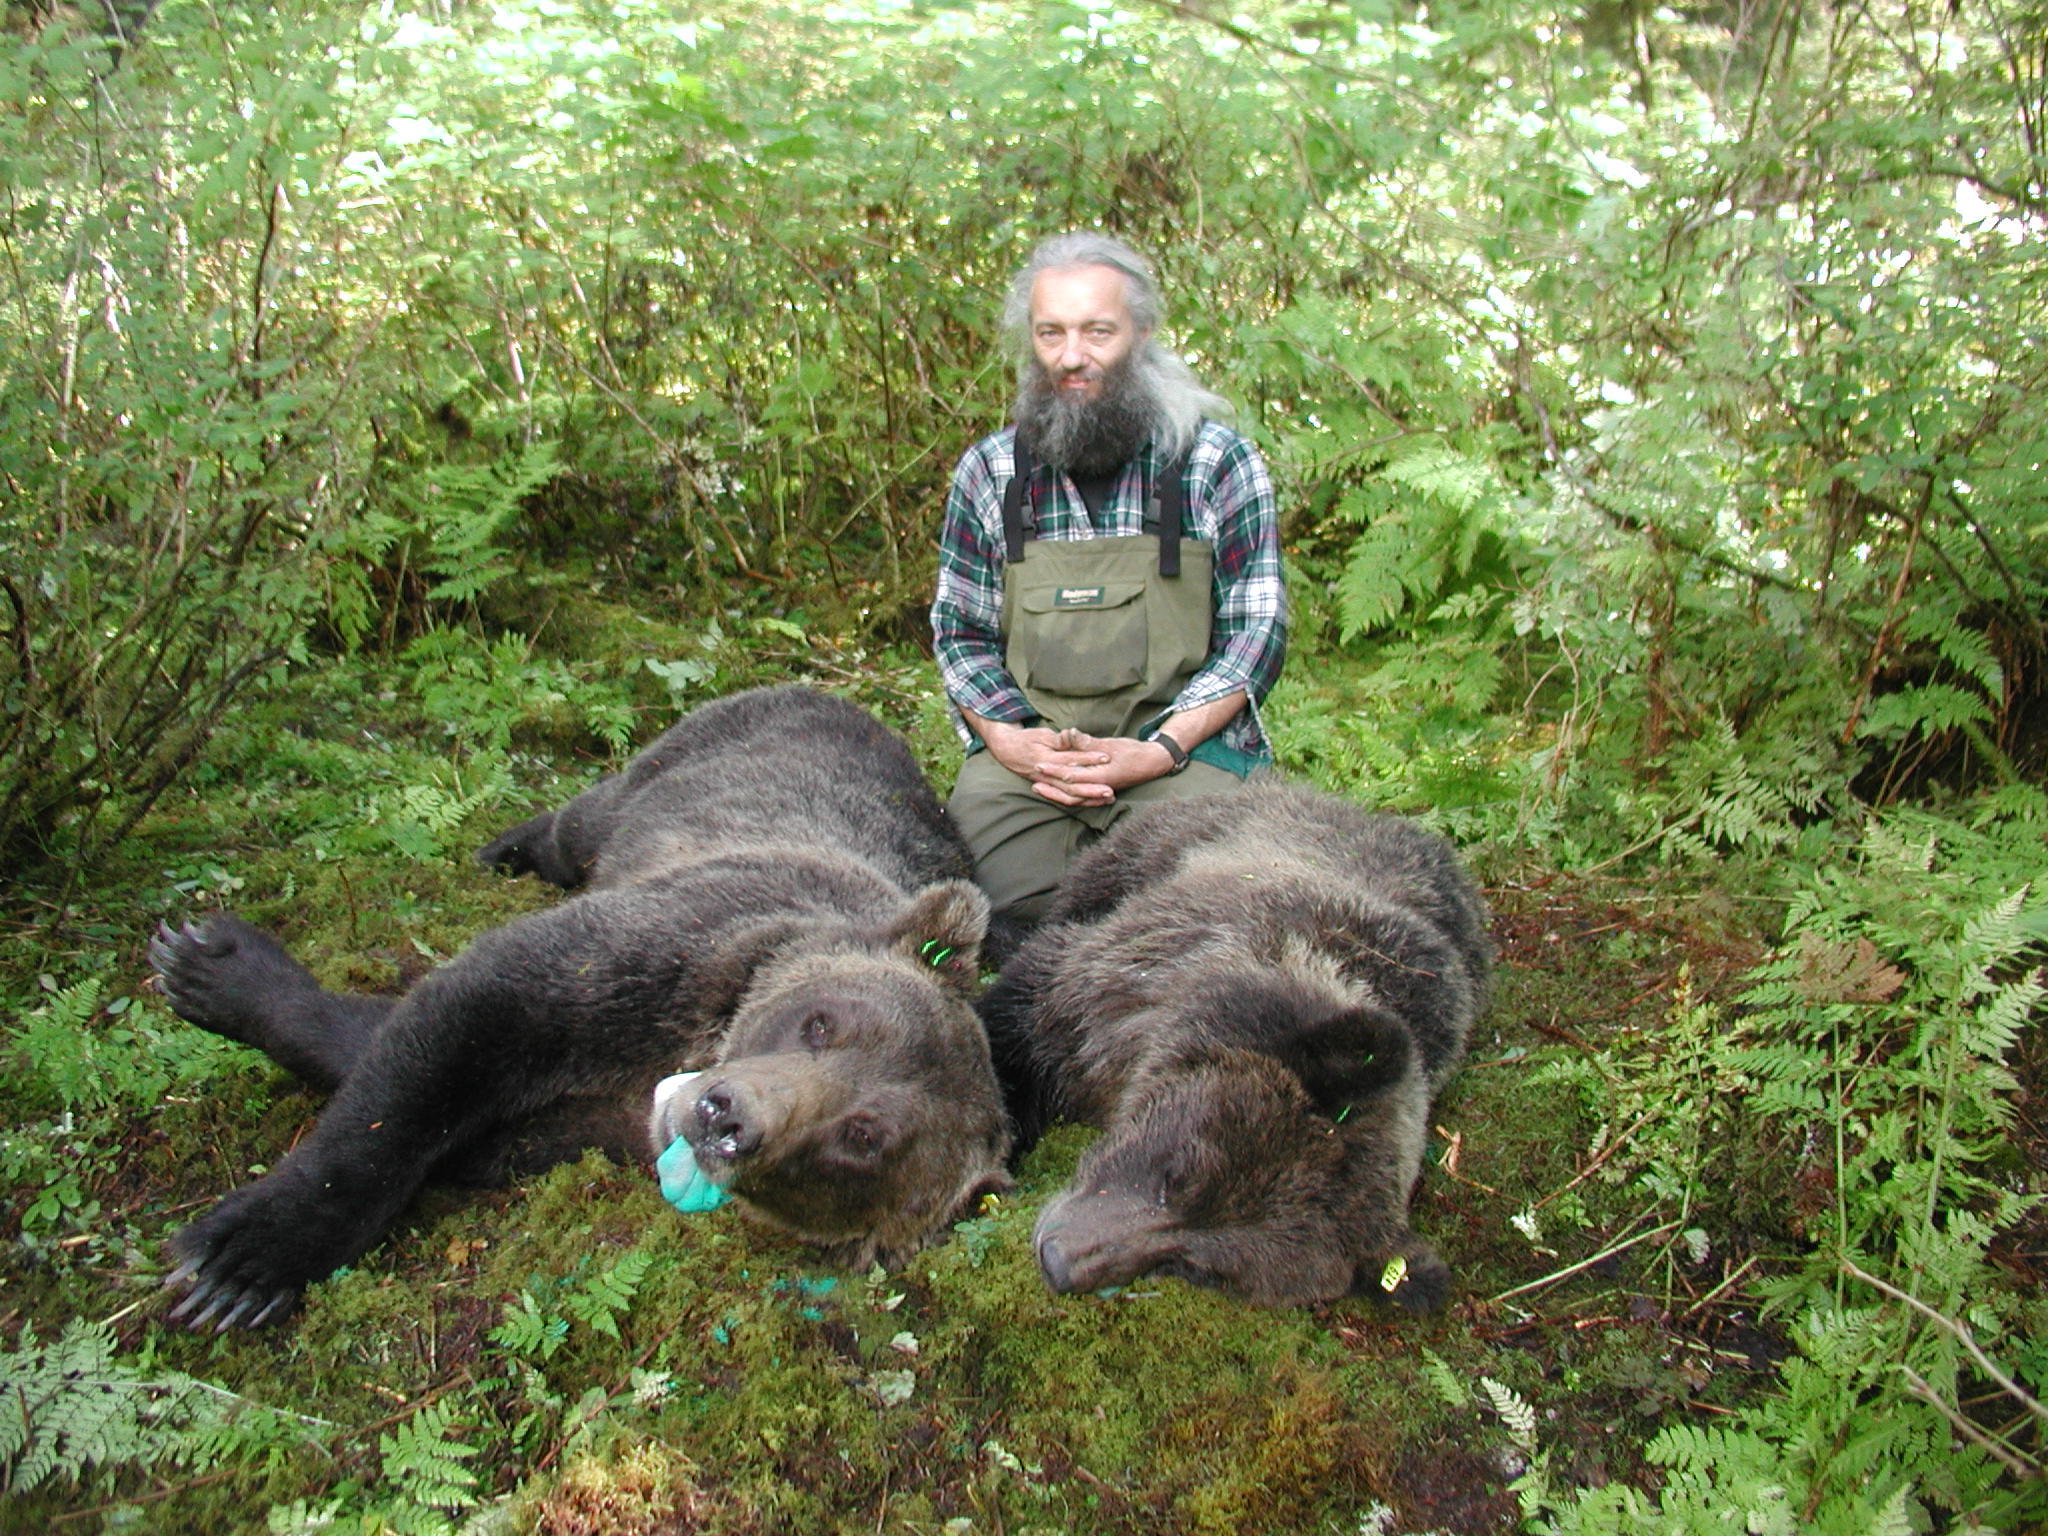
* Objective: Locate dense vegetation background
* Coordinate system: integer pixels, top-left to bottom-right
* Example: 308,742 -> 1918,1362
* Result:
1,0 -> 2042,1531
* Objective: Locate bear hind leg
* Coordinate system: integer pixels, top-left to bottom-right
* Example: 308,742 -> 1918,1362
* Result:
150,916 -> 392,1093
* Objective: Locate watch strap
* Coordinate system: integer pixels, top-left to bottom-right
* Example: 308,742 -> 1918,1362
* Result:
1150,730 -> 1191,774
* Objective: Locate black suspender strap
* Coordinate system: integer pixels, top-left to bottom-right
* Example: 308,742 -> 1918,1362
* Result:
1005,435 -> 1189,577
1002,435 -> 1034,562
1145,450 -> 1189,578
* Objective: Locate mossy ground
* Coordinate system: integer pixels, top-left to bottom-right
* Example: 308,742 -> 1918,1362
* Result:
2,631 -> 1803,1536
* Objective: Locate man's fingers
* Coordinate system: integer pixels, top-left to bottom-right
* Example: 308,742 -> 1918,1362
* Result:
1031,755 -> 1110,778
1032,779 -> 1113,807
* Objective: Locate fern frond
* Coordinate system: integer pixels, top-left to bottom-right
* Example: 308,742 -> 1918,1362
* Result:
377,1398 -> 479,1515
564,1250 -> 654,1339
1477,1376 -> 1538,1453
1416,1348 -> 1469,1409
488,1292 -> 569,1359
0,1322 -> 307,1493
1380,440 -> 1494,511
1960,885 -> 2032,966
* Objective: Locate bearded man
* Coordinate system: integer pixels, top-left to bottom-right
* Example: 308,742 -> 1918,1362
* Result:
930,231 -> 1287,951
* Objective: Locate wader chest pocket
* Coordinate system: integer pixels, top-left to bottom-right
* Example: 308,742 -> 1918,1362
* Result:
1011,580 -> 1147,696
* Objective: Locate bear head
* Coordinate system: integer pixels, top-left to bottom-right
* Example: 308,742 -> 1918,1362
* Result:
1032,1021 -> 1450,1311
651,880 -> 1011,1267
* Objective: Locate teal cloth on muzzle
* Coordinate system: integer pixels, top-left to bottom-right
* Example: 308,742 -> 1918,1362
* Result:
657,1135 -> 730,1213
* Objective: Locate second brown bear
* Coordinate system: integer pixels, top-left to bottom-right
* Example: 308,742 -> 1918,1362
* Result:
980,782 -> 1491,1309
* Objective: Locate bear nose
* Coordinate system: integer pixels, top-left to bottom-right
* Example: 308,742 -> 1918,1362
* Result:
693,1085 -> 761,1159
1036,1233 -> 1079,1294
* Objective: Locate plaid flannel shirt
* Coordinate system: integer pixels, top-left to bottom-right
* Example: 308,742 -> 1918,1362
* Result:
931,420 -> 1287,757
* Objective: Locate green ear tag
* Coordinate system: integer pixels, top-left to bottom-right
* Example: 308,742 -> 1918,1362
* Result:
919,941 -> 956,969
1379,1255 -> 1409,1294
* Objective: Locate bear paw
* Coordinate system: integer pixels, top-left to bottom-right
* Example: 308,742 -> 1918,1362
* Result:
149,916 -> 317,1049
1359,1240 -> 1452,1314
162,1178 -> 348,1332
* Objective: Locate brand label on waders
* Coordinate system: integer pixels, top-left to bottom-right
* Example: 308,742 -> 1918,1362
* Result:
1053,586 -> 1106,608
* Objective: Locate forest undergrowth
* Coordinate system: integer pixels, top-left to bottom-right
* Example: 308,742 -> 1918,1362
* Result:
1,614 -> 2042,1535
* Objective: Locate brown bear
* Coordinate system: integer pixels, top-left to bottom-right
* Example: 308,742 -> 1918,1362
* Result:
979,782 -> 1491,1309
151,687 -> 1009,1331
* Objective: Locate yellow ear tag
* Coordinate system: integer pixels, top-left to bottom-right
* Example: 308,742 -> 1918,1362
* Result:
1379,1255 -> 1409,1294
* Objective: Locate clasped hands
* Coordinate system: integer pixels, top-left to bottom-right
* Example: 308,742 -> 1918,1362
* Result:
982,722 -> 1176,807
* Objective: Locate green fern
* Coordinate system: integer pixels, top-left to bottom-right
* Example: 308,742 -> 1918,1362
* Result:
488,1291 -> 570,1360
1334,439 -> 1512,638
376,1398 -> 479,1522
1542,810 -> 2047,1534
380,439 -> 560,607
1477,1376 -> 1538,1454
0,1322 -> 311,1494
1415,1347 -> 1469,1409
563,1250 -> 654,1340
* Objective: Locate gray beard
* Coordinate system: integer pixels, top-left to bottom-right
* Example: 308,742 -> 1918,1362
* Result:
1014,354 -> 1159,477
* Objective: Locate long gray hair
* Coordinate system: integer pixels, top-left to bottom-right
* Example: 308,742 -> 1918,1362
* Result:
1000,231 -> 1231,459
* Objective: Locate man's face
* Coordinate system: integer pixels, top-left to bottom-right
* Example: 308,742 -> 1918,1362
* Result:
1030,264 -> 1142,400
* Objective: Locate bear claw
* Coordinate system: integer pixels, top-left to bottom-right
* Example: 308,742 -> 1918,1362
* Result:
164,1263 -> 297,1333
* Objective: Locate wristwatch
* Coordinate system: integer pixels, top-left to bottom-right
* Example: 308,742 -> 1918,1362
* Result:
1149,730 -> 1191,774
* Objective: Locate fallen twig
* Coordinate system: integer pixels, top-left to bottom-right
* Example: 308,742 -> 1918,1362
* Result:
1902,1367 -> 2044,1480
1843,1260 -> 2048,1442
1680,1254 -> 1761,1318
1433,1127 -> 1500,1194
1487,1219 -> 1681,1305
1531,1107 -> 1658,1211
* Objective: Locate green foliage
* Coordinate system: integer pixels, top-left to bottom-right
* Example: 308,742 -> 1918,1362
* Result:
0,6 -> 405,872
1,0 -> 2044,1526
0,1321 -> 308,1496
2,975 -> 250,1250
8,0 -> 2045,872
488,1250 -> 656,1359
374,1398 -> 481,1530
1538,806 -> 2048,1532
1334,440 -> 1517,639
400,628 -> 636,758
337,439 -> 564,649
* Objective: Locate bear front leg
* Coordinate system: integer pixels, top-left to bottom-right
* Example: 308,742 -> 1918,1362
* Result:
163,991 -> 503,1330
151,916 -> 394,1093
476,810 -> 559,880
165,1143 -> 430,1331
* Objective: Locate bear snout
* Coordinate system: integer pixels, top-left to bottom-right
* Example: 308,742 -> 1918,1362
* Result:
1034,1189 -> 1179,1294
689,1081 -> 766,1161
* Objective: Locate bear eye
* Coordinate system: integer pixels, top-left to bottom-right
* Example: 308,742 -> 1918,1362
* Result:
800,1014 -> 833,1050
835,1115 -> 894,1163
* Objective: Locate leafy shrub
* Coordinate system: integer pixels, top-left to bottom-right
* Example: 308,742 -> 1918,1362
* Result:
1529,803 -> 2048,1532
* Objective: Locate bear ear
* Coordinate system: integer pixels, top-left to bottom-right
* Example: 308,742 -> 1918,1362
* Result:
1280,1006 -> 1412,1115
887,879 -> 989,991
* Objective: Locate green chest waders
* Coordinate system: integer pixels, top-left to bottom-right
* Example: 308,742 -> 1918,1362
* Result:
949,440 -> 1241,933
997,442 -> 1213,741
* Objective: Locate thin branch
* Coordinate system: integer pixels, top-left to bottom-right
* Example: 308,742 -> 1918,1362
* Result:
1488,1218 -> 1681,1305
1531,1106 -> 1658,1212
1842,1260 -> 2048,1429
1900,1367 -> 2044,1480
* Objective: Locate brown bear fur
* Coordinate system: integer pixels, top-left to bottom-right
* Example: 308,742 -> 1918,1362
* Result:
152,687 -> 1008,1330
980,782 -> 1490,1309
